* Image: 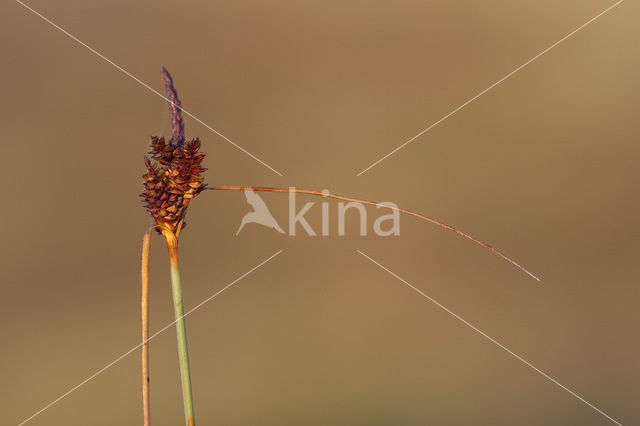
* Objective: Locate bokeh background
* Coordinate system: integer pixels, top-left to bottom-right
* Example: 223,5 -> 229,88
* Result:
1,0 -> 638,424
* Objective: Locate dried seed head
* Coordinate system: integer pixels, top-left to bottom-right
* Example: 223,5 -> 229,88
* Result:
141,68 -> 207,233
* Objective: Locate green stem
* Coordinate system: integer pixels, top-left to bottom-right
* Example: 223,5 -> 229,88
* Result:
163,230 -> 195,426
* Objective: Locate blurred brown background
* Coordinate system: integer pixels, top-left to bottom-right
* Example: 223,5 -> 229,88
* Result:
1,0 -> 638,425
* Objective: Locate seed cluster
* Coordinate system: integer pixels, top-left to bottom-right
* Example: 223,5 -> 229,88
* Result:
141,135 -> 206,232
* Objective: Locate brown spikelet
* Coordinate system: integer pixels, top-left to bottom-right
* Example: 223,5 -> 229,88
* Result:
141,68 -> 206,233
161,65 -> 185,148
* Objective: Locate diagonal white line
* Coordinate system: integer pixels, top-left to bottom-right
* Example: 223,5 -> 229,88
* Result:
356,249 -> 623,425
15,0 -> 284,177
17,249 -> 283,426
356,0 -> 624,176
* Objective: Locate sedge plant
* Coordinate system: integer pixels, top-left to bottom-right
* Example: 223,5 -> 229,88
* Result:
140,67 -> 539,426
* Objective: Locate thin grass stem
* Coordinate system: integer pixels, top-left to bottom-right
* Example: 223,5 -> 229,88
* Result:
141,225 -> 155,426
161,229 -> 196,426
207,186 -> 540,282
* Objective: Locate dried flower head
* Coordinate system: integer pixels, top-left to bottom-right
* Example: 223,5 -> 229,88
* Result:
141,68 -> 206,233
